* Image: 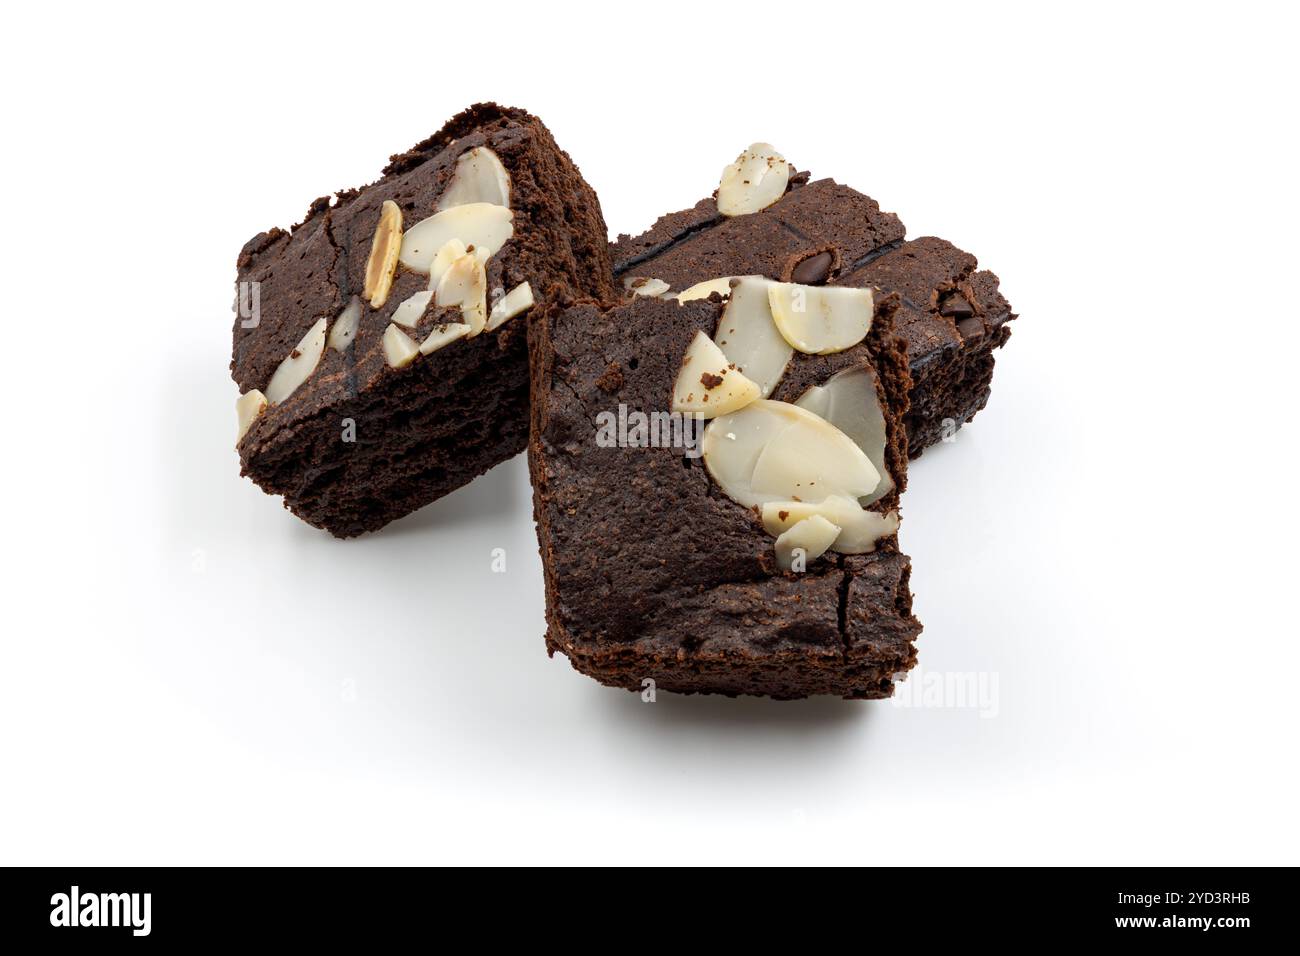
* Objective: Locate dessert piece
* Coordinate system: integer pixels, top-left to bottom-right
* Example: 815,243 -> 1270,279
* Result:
611,144 -> 1016,456
231,103 -> 615,536
529,265 -> 922,698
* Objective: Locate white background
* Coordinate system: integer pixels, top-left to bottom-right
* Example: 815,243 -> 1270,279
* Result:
3,1 -> 1297,865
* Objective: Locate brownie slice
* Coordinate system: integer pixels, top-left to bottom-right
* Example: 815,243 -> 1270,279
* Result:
232,103 -> 615,536
528,282 -> 922,699
610,158 -> 1015,457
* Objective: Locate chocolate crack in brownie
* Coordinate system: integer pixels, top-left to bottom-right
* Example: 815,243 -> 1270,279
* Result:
531,170 -> 922,699
231,103 -> 615,536
610,144 -> 1017,457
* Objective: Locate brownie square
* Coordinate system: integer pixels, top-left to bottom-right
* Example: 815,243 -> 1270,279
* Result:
232,104 -> 615,536
611,157 -> 1016,456
528,282 -> 922,699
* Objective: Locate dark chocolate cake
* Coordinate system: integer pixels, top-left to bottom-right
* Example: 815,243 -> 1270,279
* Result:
232,103 -> 615,536
531,167 -> 923,698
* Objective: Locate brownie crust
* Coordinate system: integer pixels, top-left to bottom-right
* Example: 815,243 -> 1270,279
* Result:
232,104 -> 615,536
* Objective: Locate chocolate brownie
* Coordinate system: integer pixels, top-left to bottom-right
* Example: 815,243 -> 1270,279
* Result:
529,262 -> 922,698
610,145 -> 1015,456
232,104 -> 615,536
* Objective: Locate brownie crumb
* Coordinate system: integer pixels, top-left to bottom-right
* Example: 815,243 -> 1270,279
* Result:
596,363 -> 624,393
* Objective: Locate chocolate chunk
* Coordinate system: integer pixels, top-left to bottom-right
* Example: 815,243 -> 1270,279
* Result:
939,292 -> 974,319
956,316 -> 984,340
791,251 -> 835,285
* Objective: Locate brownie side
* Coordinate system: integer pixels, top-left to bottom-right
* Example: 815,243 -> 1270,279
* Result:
528,292 -> 922,699
840,237 -> 1015,456
610,178 -> 1016,455
232,104 -> 614,536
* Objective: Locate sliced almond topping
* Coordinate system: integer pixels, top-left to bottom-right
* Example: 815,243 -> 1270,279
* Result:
235,389 -> 267,444
327,296 -> 363,352
399,203 -> 513,274
486,282 -> 534,331
701,399 -> 879,508
391,290 -> 434,329
419,322 -> 473,355
714,277 -> 792,398
795,365 -> 892,505
382,323 -> 420,368
265,318 -> 328,405
438,147 -> 511,210
717,143 -> 790,217
675,276 -> 738,302
768,283 -> 874,354
671,330 -> 761,418
428,238 -> 469,291
761,496 -> 899,554
774,514 -> 841,571
624,276 -> 671,298
363,200 -> 403,308
750,415 -> 880,503
435,252 -> 488,335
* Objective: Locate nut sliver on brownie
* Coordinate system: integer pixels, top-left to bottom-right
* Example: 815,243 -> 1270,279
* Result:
611,143 -> 1016,457
231,104 -> 615,537
530,246 -> 922,697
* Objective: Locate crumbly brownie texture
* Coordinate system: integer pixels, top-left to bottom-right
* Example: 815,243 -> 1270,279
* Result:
232,103 -> 614,536
841,237 -> 1014,455
610,176 -> 1015,457
528,291 -> 922,699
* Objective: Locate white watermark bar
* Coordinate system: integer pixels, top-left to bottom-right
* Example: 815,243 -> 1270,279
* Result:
594,404 -> 704,459
890,666 -> 1000,718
